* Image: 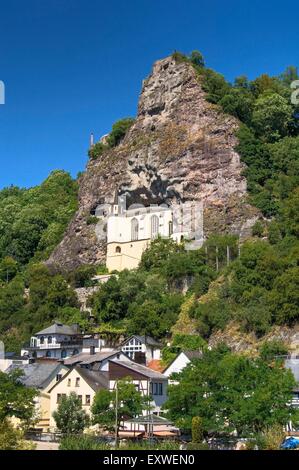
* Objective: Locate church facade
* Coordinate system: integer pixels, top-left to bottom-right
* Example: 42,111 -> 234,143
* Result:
97,195 -> 204,272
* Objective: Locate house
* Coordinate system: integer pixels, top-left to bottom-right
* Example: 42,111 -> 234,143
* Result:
48,366 -> 109,429
285,357 -> 299,409
6,361 -> 69,431
163,350 -> 202,383
48,358 -> 168,430
21,322 -> 83,360
62,349 -> 129,370
0,352 -> 29,372
109,360 -> 168,415
121,335 -> 161,364
21,322 -> 114,360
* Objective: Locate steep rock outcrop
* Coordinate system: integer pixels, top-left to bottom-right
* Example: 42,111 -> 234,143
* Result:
48,56 -> 258,271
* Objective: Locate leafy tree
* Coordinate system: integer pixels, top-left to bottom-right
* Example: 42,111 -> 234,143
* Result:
92,379 -> 149,439
0,369 -> 37,423
190,50 -> 205,68
252,93 -> 293,142
0,419 -> 35,450
0,257 -> 18,283
140,237 -> 184,272
165,345 -> 297,435
68,264 -> 98,288
53,392 -> 90,434
259,340 -> 288,361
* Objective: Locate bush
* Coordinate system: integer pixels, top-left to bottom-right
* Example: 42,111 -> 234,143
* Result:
192,417 -> 204,443
106,118 -> 134,148
259,340 -> 288,361
59,435 -> 110,450
187,442 -> 210,450
86,215 -> 98,225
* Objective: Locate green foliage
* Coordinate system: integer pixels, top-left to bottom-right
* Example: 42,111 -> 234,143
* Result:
89,270 -> 183,338
254,424 -> 285,450
190,50 -> 205,68
0,171 -> 78,265
88,118 -> 134,160
252,221 -> 264,237
0,419 -> 35,450
88,142 -> 108,160
0,369 -> 37,423
140,237 -> 184,272
53,392 -> 90,434
86,215 -> 98,225
106,118 -> 135,147
252,93 -> 293,142
162,334 -> 206,364
259,340 -> 288,361
165,344 -> 297,436
191,298 -> 232,338
92,379 -> 149,436
0,257 -> 18,283
59,434 -> 110,450
68,264 -> 97,288
192,416 -> 204,443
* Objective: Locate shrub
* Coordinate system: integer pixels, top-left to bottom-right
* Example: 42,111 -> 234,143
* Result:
106,118 -> 135,148
192,416 -> 204,443
259,340 -> 288,361
59,435 -> 110,450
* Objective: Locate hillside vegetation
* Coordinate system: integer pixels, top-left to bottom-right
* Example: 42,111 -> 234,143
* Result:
0,52 -> 298,354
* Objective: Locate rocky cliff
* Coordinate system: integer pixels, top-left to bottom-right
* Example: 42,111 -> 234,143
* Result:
48,55 -> 258,271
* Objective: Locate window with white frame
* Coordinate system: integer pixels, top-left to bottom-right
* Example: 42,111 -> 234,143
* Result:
122,337 -> 142,359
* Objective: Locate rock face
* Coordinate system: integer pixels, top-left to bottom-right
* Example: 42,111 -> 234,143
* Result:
48,56 -> 258,271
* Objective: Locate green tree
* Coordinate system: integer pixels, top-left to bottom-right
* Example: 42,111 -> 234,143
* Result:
0,257 -> 18,283
92,379 -> 149,439
0,369 -> 37,423
165,345 -> 297,435
190,50 -> 205,68
252,93 -> 293,142
0,419 -> 35,450
53,392 -> 90,434
259,340 -> 288,362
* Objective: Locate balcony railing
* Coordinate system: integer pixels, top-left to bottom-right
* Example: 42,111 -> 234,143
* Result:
25,340 -> 83,351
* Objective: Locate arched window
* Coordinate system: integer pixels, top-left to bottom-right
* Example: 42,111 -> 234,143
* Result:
151,215 -> 159,239
40,336 -> 44,345
61,350 -> 67,359
48,336 -> 52,344
115,246 -> 121,253
131,218 -> 139,241
46,351 -> 51,358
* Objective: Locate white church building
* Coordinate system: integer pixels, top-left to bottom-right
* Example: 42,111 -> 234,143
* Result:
94,194 -> 203,272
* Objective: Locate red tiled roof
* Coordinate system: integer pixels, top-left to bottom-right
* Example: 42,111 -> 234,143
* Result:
147,359 -> 164,373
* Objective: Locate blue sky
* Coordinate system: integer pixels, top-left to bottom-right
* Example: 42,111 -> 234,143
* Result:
0,0 -> 298,189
